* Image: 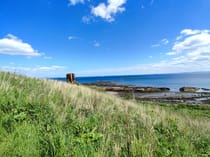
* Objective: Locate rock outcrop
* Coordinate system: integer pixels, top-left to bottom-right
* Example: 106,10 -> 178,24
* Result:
201,88 -> 210,91
84,81 -> 170,92
179,87 -> 199,92
83,81 -> 118,87
84,81 -> 171,93
135,87 -> 170,93
103,86 -> 133,92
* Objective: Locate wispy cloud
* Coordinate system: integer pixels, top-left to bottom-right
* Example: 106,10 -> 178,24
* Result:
68,0 -> 85,6
150,0 -> 154,5
68,35 -> 78,40
44,56 -> 53,60
176,29 -> 210,40
166,29 -> 210,56
0,65 -> 65,77
140,0 -> 155,9
141,5 -> 145,9
92,40 -> 101,47
82,15 -> 95,24
0,34 -> 42,57
79,29 -> 210,76
68,36 -> 75,40
91,0 -> 127,22
151,44 -> 160,48
161,38 -> 169,45
78,58 -> 210,76
152,38 -> 169,47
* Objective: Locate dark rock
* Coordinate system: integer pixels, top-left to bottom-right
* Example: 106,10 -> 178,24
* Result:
159,87 -> 170,92
179,87 -> 199,92
83,81 -> 117,87
103,86 -> 133,92
135,87 -> 146,92
100,85 -> 170,93
83,81 -> 171,93
201,88 -> 210,91
135,87 -> 170,93
83,81 -> 170,93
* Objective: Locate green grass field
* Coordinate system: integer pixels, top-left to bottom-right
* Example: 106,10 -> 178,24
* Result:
0,72 -> 210,157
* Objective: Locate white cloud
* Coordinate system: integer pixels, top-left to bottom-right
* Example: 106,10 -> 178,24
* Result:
91,0 -> 127,22
181,29 -> 201,35
0,65 -> 65,77
79,29 -> 210,76
176,29 -> 210,40
155,28 -> 210,72
78,58 -> 210,76
168,29 -> 210,56
33,66 -> 65,72
69,0 -> 84,5
1,65 -> 65,72
68,0 -> 126,23
166,51 -> 176,55
0,34 -> 42,57
164,29 -> 210,72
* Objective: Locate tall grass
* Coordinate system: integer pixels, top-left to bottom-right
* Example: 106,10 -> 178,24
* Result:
0,71 -> 210,156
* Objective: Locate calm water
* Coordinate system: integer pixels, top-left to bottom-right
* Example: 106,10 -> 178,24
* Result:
53,72 -> 210,91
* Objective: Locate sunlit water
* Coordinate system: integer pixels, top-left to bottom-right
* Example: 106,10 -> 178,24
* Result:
53,72 -> 210,92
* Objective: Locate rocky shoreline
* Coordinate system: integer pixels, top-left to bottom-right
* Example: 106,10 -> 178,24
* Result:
83,81 -> 210,105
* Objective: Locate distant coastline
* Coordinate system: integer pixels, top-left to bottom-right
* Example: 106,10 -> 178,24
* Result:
76,71 -> 210,78
52,71 -> 210,92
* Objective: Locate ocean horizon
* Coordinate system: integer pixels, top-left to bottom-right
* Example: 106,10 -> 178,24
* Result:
52,71 -> 210,92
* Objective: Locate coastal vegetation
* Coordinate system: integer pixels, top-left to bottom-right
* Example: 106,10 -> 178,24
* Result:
0,72 -> 210,157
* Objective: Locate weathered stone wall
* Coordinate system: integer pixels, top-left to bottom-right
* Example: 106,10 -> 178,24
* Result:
66,73 -> 75,83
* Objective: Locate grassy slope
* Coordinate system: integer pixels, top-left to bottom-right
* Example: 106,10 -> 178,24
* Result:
0,72 -> 210,157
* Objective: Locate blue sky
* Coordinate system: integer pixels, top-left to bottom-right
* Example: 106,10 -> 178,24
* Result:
0,0 -> 210,77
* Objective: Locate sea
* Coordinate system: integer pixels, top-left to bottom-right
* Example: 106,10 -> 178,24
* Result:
53,72 -> 210,92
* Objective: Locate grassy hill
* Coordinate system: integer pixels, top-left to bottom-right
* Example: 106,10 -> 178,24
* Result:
0,72 -> 210,157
